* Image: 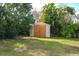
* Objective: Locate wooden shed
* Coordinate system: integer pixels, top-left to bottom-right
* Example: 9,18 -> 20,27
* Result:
30,22 -> 50,37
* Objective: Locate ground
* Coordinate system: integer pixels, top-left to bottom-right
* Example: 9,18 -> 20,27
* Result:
0,37 -> 79,56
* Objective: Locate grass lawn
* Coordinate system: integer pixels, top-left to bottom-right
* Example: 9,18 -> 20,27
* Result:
0,37 -> 79,56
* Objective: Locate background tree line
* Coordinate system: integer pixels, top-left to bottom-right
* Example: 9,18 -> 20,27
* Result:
0,3 -> 79,39
0,3 -> 34,39
41,3 -> 79,38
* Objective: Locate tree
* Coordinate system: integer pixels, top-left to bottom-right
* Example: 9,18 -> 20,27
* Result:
41,3 -> 66,36
0,3 -> 34,39
41,3 -> 78,38
64,6 -> 75,15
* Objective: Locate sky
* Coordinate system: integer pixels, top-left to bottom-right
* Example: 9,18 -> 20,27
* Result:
31,0 -> 79,14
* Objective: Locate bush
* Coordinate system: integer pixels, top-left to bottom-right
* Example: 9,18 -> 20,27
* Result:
0,3 -> 34,39
60,24 -> 79,38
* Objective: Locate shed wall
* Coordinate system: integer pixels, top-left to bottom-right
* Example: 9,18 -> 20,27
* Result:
30,23 -> 50,37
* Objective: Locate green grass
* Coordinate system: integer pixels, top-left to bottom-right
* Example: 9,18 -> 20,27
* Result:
0,37 -> 79,56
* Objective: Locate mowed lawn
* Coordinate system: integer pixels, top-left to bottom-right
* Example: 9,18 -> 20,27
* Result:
0,37 -> 79,56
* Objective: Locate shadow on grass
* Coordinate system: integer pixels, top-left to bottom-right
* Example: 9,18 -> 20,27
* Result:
0,38 -> 79,56
20,39 -> 79,56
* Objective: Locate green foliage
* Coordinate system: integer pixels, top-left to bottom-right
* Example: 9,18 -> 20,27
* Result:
64,6 -> 75,15
0,3 -> 34,39
41,3 -> 79,38
60,24 -> 78,38
41,3 -> 67,36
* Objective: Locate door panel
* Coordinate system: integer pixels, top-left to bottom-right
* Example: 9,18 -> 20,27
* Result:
34,24 -> 46,37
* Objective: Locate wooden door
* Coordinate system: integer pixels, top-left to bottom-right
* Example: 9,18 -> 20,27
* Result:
34,24 -> 46,37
